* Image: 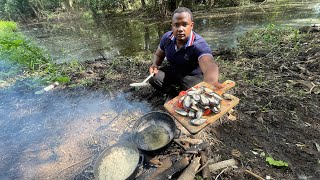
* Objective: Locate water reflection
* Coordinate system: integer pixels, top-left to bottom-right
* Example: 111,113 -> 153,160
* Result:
20,1 -> 319,63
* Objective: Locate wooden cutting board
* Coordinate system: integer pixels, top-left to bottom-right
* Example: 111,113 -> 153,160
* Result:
164,80 -> 240,134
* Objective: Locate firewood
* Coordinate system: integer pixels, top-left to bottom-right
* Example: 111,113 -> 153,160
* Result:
244,169 -> 264,180
200,150 -> 210,179
177,157 -> 201,180
209,158 -> 237,172
149,158 -> 172,179
179,138 -> 203,145
155,157 -> 190,180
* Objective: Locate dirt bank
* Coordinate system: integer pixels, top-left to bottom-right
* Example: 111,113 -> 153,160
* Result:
71,26 -> 319,179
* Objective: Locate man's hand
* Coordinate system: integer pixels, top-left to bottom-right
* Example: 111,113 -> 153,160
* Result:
149,64 -> 159,74
212,81 -> 224,89
149,47 -> 165,75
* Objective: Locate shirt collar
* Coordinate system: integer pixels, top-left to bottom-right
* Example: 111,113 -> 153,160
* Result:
170,31 -> 196,48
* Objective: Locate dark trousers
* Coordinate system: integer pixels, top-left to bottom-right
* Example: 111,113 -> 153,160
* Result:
149,66 -> 203,95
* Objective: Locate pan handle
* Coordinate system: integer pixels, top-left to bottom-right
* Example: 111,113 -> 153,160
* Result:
138,154 -> 144,166
174,128 -> 181,139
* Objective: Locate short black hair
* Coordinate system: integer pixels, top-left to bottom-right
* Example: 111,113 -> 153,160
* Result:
172,7 -> 193,21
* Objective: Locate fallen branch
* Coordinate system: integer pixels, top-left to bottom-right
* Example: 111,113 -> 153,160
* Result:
209,158 -> 237,172
178,138 -> 203,145
245,169 -> 264,180
155,157 -> 190,180
57,155 -> 94,176
173,139 -> 187,151
148,157 -> 172,179
214,167 -> 228,180
200,149 -> 210,179
177,157 -> 201,180
315,142 -> 320,152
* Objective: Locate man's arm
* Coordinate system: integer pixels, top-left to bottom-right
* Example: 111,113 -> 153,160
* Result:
199,55 -> 222,87
149,47 -> 165,74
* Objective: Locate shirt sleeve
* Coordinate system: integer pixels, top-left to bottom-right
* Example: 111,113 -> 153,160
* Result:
194,41 -> 213,60
159,31 -> 172,51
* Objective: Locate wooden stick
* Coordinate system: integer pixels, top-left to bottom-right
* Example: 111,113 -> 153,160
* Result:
245,169 -> 264,180
214,167 -> 228,180
200,150 -> 210,179
155,157 -> 190,180
178,138 -> 203,145
148,158 -> 172,179
56,155 -> 93,176
173,139 -> 187,151
177,157 -> 201,180
209,158 -> 237,172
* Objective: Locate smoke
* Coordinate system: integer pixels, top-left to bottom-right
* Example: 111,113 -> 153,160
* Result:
0,82 -> 151,179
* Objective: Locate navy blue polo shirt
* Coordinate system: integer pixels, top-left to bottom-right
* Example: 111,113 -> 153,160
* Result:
159,31 -> 213,75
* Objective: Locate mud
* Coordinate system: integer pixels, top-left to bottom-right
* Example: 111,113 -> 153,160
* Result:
70,27 -> 319,179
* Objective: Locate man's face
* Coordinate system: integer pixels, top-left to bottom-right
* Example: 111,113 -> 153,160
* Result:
171,12 -> 194,43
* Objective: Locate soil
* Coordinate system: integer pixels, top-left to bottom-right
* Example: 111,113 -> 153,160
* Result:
70,26 -> 320,179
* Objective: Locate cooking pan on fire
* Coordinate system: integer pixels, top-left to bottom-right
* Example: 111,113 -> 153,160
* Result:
93,142 -> 143,180
132,111 -> 180,152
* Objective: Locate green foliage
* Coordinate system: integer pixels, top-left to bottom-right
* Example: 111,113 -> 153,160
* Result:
238,24 -> 302,53
0,21 -> 50,71
55,76 -> 70,83
266,156 -> 289,167
0,21 -> 84,86
0,21 -> 17,31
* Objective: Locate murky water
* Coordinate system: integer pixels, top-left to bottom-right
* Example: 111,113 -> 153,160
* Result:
21,1 -> 320,63
1,1 -> 320,179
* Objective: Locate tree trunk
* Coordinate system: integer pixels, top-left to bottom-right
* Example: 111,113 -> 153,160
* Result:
69,0 -> 74,9
208,0 -> 214,6
28,2 -> 41,20
141,0 -> 146,8
144,26 -> 150,50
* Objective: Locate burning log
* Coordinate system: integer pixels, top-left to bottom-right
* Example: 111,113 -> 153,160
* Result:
177,157 -> 201,180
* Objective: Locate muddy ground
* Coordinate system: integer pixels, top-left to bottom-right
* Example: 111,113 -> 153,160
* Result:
70,26 -> 319,179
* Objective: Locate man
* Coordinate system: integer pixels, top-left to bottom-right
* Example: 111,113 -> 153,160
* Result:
149,7 -> 221,101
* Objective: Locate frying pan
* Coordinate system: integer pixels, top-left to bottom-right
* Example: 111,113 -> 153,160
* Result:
93,142 -> 143,180
130,73 -> 154,87
132,111 -> 180,152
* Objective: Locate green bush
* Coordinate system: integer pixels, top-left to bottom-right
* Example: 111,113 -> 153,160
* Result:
0,21 -> 50,71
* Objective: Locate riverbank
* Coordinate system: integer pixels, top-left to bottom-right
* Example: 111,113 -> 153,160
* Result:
1,21 -> 319,178
75,25 -> 319,179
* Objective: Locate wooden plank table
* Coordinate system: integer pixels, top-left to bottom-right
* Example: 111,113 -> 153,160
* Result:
164,80 -> 240,134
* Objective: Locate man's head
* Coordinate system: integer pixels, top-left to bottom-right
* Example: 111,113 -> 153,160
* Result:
171,7 -> 194,44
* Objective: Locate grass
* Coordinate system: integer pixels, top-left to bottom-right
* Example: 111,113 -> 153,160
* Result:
0,21 -> 86,86
237,24 -> 301,53
0,21 -> 50,71
219,24 -> 314,100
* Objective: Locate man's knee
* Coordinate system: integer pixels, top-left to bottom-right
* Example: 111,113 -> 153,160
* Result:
149,71 -> 165,88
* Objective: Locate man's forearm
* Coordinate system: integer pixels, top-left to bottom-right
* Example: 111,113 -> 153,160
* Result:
152,54 -> 163,66
199,55 -> 220,84
204,63 -> 219,83
152,47 -> 165,66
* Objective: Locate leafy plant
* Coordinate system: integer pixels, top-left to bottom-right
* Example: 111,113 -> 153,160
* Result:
266,156 -> 289,167
0,21 -> 50,71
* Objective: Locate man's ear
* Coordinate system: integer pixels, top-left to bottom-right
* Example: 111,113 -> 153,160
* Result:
191,22 -> 194,29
